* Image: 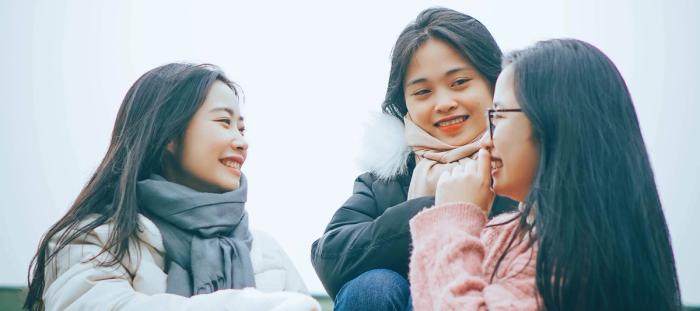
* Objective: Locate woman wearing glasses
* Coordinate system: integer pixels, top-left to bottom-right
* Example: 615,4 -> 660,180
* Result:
409,39 -> 681,310
310,7 -> 516,310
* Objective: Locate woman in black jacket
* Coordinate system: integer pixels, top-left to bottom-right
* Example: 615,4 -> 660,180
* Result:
310,7 -> 516,310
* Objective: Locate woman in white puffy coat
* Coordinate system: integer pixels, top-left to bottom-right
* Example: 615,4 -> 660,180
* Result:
25,63 -> 320,311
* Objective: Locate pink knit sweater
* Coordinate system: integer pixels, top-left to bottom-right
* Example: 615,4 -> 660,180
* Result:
409,203 -> 538,311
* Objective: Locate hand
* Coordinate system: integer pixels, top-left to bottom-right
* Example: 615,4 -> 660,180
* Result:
435,148 -> 495,214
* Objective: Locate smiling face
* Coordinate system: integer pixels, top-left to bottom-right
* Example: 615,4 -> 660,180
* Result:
163,80 -> 248,193
485,65 -> 539,202
403,38 -> 493,146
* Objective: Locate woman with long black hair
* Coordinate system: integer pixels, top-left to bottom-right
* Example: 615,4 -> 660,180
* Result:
409,39 -> 681,310
311,7 -> 516,310
25,63 -> 320,311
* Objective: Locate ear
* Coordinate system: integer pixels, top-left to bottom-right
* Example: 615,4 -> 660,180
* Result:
166,139 -> 177,154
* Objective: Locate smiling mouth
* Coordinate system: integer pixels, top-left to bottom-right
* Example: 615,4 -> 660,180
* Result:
491,157 -> 503,170
220,159 -> 241,170
434,115 -> 469,127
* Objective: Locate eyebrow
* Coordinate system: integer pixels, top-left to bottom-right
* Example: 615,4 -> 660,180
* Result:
209,107 -> 244,120
405,67 -> 474,87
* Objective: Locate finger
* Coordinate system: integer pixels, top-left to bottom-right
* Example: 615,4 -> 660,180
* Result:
439,169 -> 451,181
451,164 -> 462,175
477,148 -> 491,180
478,132 -> 491,148
463,157 -> 477,174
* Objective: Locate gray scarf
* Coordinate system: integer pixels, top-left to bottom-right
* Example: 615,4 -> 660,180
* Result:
137,174 -> 256,297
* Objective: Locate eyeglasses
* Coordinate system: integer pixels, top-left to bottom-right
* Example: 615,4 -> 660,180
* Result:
487,108 -> 523,140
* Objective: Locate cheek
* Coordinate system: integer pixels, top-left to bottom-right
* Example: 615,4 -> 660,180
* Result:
459,86 -> 492,112
180,133 -> 221,172
179,145 -> 209,176
405,100 -> 418,115
406,101 -> 430,122
506,134 -> 539,189
467,113 -> 487,130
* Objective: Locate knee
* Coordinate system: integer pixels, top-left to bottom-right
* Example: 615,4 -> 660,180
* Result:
335,269 -> 410,310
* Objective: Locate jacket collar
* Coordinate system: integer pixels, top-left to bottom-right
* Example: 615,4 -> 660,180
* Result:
357,112 -> 412,181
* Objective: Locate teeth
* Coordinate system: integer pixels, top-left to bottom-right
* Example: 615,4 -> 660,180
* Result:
437,116 -> 467,127
222,160 -> 241,169
491,160 -> 503,169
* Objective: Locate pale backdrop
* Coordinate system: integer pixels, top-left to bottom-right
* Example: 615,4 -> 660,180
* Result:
1,0 -> 698,304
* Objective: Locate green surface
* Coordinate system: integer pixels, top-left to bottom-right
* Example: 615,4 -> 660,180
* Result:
0,286 -> 333,311
0,287 -> 27,311
6,286 -> 700,311
311,293 -> 334,311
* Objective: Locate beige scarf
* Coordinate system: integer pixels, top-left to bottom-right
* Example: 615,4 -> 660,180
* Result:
405,116 -> 484,199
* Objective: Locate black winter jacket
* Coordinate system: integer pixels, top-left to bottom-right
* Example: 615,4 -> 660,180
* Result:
310,157 -> 516,299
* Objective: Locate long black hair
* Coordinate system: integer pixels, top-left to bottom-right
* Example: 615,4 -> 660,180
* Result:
25,63 -> 241,310
382,7 -> 503,120
505,39 -> 681,310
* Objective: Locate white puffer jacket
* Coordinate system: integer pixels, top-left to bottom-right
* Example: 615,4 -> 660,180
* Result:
42,214 -> 320,311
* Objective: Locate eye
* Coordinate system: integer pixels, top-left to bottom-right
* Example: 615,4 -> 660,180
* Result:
238,127 -> 246,135
492,111 -> 507,122
411,88 -> 431,96
216,118 -> 231,126
451,78 -> 471,87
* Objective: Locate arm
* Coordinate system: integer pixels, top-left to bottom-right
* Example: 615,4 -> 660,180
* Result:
253,230 -> 309,294
409,203 -> 537,311
310,172 -> 434,299
43,230 -> 320,311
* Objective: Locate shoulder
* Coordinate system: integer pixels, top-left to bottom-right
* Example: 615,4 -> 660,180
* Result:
482,211 -> 526,247
48,213 -> 164,255
485,212 -> 522,234
44,213 -> 166,292
488,211 -> 521,226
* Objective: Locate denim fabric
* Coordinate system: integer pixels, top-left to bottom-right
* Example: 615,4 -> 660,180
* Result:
333,269 -> 413,311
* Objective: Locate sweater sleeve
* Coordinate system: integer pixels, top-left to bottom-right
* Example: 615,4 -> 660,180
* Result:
43,228 -> 320,311
310,173 -> 434,299
409,203 -> 537,311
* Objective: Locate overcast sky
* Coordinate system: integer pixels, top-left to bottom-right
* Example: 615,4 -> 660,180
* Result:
1,0 -> 698,304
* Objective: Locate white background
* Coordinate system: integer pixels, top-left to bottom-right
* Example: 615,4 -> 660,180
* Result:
1,0 -> 698,305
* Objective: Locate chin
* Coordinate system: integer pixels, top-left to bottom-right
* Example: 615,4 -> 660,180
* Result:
492,179 -> 510,198
222,178 -> 241,191
493,181 -> 528,202
446,133 -> 480,146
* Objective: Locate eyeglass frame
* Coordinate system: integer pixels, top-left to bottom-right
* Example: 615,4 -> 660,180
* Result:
487,108 -> 523,140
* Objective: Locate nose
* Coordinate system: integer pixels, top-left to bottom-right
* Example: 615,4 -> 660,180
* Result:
231,133 -> 248,151
434,91 -> 457,113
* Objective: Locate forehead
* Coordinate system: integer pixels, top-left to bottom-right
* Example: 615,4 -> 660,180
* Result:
405,39 -> 473,78
201,81 -> 241,114
493,65 -> 517,107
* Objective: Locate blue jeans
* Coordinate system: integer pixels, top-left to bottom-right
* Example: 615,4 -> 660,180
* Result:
333,269 -> 413,311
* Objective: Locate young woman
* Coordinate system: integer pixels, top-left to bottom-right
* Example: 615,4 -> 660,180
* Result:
310,7 -> 516,310
409,39 -> 681,310
25,63 -> 320,311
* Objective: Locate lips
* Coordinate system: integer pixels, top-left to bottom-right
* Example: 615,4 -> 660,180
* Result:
434,115 -> 469,133
221,159 -> 241,169
220,155 -> 244,176
491,156 -> 503,174
434,115 -> 469,127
